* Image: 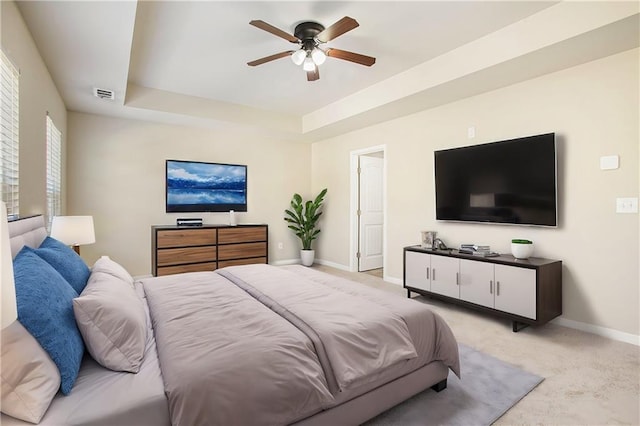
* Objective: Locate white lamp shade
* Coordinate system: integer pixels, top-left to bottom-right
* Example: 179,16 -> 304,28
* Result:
50,216 -> 95,246
1,201 -> 17,328
311,48 -> 326,65
303,56 -> 316,72
291,49 -> 306,66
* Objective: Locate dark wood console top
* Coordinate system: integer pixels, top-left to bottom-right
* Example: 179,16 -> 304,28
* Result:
404,245 -> 561,268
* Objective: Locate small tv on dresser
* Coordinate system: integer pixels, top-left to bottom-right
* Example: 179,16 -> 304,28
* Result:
166,160 -> 247,213
434,133 -> 557,227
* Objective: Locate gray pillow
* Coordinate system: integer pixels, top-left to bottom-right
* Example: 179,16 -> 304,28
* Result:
1,321 -> 61,423
91,255 -> 134,287
73,270 -> 147,373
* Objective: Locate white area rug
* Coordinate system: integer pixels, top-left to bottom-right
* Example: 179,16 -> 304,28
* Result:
364,343 -> 543,426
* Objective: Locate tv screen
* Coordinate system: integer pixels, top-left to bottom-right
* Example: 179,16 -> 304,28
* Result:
166,160 -> 247,213
434,133 -> 557,227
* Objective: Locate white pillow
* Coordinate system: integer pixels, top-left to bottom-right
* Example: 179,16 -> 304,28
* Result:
91,256 -> 134,287
1,321 -> 61,423
73,270 -> 147,373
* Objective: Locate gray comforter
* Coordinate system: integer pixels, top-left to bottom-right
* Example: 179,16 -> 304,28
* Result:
142,272 -> 333,426
218,265 -> 419,393
141,265 -> 460,426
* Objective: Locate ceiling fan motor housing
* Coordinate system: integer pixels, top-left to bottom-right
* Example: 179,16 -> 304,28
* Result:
293,22 -> 325,46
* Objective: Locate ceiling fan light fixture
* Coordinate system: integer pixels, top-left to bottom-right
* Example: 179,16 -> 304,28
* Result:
291,49 -> 306,66
311,48 -> 326,65
248,17 -> 375,81
302,55 -> 316,72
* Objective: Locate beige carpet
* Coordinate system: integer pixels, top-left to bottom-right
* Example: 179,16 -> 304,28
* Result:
312,265 -> 640,425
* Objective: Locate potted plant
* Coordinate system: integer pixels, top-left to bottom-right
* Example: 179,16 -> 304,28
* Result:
511,239 -> 534,259
284,188 -> 327,266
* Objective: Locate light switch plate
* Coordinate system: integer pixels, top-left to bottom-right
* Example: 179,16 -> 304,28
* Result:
600,155 -> 619,170
616,197 -> 638,213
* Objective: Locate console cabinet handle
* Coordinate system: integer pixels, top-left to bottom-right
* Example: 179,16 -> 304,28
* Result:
432,269 -> 436,281
456,272 -> 459,286
490,280 -> 493,294
426,268 -> 429,280
496,281 -> 500,296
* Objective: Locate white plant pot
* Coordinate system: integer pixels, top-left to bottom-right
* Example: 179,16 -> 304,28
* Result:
511,243 -> 534,259
300,249 -> 315,266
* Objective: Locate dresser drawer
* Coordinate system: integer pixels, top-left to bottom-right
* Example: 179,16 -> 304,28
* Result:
218,242 -> 267,260
218,257 -> 267,269
157,229 -> 217,248
157,262 -> 217,276
157,246 -> 217,266
218,227 -> 267,244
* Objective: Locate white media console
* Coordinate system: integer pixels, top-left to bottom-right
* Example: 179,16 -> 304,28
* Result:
403,246 -> 562,332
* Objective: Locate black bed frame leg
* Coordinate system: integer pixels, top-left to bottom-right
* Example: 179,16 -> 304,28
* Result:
430,379 -> 447,392
512,321 -> 530,332
406,289 -> 412,298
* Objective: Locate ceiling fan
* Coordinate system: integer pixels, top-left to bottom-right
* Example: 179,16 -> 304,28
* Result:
247,17 -> 376,82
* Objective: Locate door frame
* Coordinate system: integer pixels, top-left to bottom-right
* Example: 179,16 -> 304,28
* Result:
349,145 -> 387,273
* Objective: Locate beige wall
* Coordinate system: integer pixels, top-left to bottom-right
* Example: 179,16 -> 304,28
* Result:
1,0 -> 67,217
312,48 -> 639,336
67,112 -> 311,276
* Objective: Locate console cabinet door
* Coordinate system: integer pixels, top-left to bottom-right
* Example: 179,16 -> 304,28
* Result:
459,259 -> 495,308
430,256 -> 459,299
405,251 -> 431,292
494,264 -> 536,319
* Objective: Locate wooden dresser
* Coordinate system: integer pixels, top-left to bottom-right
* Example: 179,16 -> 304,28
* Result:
151,224 -> 268,276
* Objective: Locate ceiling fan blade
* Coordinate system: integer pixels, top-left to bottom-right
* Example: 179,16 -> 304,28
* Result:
316,17 -> 359,43
249,20 -> 299,43
307,66 -> 320,81
247,51 -> 295,67
326,48 -> 376,66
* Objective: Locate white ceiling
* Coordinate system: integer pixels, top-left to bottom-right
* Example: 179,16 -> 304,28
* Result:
15,1 -> 640,141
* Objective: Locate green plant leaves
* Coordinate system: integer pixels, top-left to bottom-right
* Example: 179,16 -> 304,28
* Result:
283,189 -> 327,251
511,239 -> 532,244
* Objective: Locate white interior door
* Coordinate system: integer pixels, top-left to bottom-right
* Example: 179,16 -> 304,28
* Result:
358,154 -> 384,271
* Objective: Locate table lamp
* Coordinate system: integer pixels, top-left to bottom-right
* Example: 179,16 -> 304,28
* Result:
50,216 -> 95,255
1,201 -> 17,328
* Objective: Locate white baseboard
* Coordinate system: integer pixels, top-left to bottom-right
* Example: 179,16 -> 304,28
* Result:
384,276 -> 403,286
270,259 -> 302,266
552,317 -> 640,347
314,258 -> 352,272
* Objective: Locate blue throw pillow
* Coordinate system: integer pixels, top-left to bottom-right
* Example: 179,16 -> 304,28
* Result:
13,248 -> 85,395
32,237 -> 91,294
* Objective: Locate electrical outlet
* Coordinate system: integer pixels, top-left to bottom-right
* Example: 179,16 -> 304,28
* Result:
467,126 -> 476,139
616,197 -> 638,213
277,242 -> 284,250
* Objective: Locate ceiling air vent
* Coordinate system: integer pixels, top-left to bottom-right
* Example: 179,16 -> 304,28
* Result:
93,87 -> 115,100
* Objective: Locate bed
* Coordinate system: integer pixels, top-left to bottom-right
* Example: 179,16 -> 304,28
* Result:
1,215 -> 460,426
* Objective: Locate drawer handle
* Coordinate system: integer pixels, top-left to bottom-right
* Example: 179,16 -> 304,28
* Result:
490,280 -> 493,294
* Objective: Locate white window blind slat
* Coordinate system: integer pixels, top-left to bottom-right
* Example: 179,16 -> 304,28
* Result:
0,50 -> 19,216
46,115 -> 62,230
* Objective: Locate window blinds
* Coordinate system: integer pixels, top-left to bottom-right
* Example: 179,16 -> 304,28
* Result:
46,114 -> 62,229
0,50 -> 19,217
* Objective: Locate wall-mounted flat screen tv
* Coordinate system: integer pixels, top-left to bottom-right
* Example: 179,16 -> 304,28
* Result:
166,160 -> 247,213
434,133 -> 557,227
